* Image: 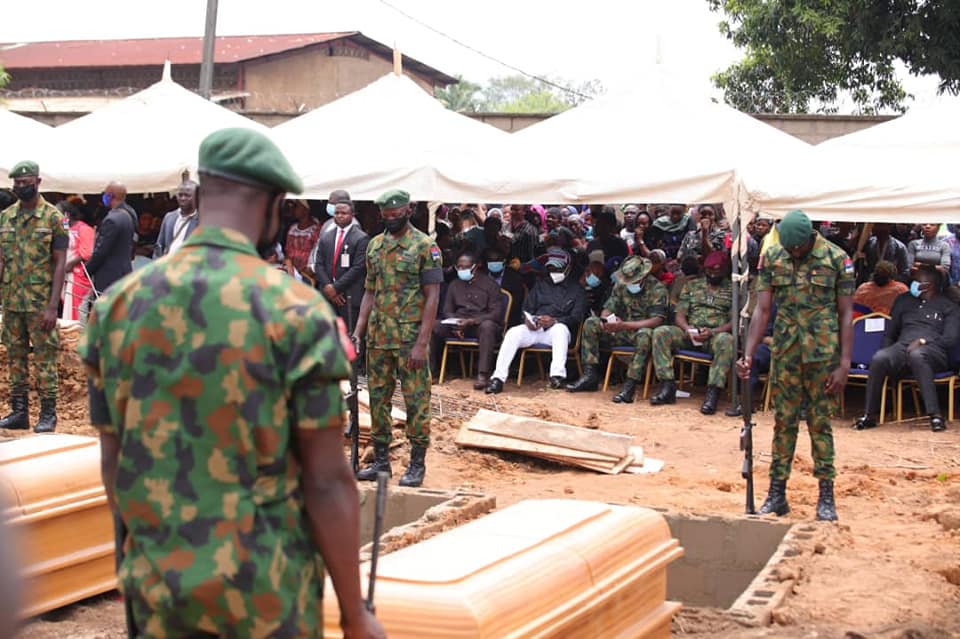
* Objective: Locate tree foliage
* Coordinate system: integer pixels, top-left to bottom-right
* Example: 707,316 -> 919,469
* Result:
435,74 -> 484,113
707,0 -> 960,114
0,65 -> 9,90
437,74 -> 604,113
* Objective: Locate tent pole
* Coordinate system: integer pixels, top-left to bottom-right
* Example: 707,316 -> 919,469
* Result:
199,0 -> 220,100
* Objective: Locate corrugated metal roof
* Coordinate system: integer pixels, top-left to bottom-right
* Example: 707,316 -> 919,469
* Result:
0,33 -> 357,68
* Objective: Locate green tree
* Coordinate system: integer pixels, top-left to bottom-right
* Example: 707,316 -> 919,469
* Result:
707,0 -> 960,114
435,74 -> 483,113
0,65 -> 9,90
479,74 -> 604,113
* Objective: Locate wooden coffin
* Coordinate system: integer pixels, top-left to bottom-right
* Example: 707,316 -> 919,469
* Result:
324,499 -> 683,638
0,434 -> 115,617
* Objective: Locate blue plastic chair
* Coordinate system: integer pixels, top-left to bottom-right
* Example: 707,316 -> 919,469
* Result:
896,338 -> 960,423
845,313 -> 891,422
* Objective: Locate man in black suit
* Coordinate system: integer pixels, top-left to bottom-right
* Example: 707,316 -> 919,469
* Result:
483,246 -> 525,327
311,199 -> 369,332
86,181 -> 136,296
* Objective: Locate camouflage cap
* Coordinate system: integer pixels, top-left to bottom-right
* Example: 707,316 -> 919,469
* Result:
618,256 -> 652,284
375,189 -> 411,210
778,209 -> 813,249
198,128 -> 302,194
9,160 -> 39,178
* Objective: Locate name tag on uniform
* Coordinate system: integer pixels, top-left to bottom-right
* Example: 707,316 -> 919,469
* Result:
340,252 -> 350,268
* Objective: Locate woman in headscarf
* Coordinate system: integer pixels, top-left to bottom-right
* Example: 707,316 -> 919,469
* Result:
651,204 -> 693,260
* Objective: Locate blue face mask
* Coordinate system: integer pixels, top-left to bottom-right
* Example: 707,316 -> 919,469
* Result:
457,268 -> 474,282
326,203 -> 336,216
585,273 -> 601,289
910,280 -> 924,297
101,193 -> 112,207
610,272 -> 619,284
487,261 -> 504,274
626,282 -> 643,295
585,228 -> 594,240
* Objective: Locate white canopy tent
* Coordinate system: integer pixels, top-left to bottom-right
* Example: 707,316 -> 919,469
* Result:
0,110 -> 52,177
273,73 -> 509,200
738,99 -> 960,222
39,64 -> 267,194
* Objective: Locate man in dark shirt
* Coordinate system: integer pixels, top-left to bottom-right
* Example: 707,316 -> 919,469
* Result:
586,207 -> 629,264
507,204 -> 542,265
432,252 -> 505,390
483,246 -> 525,327
853,267 -> 959,432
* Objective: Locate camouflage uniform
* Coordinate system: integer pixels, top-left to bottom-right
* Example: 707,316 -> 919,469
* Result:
652,277 -> 734,387
0,196 -> 68,400
759,234 -> 855,480
365,223 -> 443,447
580,279 -> 668,380
79,226 -> 350,638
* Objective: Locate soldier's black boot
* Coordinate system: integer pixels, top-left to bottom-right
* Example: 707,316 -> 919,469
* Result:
357,443 -> 392,481
700,385 -> 721,415
566,365 -> 599,392
649,380 -> 676,405
0,394 -> 29,430
816,479 -> 838,522
34,398 -> 58,433
612,377 -> 638,404
757,478 -> 790,516
399,446 -> 426,488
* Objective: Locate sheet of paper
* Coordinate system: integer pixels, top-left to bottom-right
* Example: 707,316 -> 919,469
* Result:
441,318 -> 464,326
864,317 -> 885,333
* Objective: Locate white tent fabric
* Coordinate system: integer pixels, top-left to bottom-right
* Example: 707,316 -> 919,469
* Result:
738,99 -> 960,222
39,71 -> 266,194
0,110 -> 52,177
273,74 -> 509,200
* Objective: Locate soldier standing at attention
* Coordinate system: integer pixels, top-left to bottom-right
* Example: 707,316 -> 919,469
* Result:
79,129 -> 384,639
353,189 -> 442,488
0,161 -> 68,433
738,209 -> 854,522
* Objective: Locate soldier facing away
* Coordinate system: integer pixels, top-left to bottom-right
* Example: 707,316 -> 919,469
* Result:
79,128 -> 384,639
0,160 -> 68,433
738,209 -> 854,522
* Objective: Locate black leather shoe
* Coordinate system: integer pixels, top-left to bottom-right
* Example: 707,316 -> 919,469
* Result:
757,478 -> 790,516
700,385 -> 721,415
816,479 -> 838,522
566,365 -> 599,392
649,380 -> 677,405
931,415 -> 947,432
485,378 -> 504,394
549,376 -> 565,389
473,373 -> 489,391
852,415 -> 878,430
612,378 -> 638,404
724,403 -> 743,417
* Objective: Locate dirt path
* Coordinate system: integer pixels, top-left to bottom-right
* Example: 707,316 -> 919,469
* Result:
10,355 -> 960,638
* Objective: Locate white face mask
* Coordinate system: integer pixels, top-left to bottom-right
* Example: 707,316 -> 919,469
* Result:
549,272 -> 566,284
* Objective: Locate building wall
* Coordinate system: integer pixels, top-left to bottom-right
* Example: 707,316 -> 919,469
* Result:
241,41 -> 435,113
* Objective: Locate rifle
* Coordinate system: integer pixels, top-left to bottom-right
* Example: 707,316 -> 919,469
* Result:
345,295 -> 360,475
113,514 -> 137,638
739,324 -> 756,515
366,471 -> 389,613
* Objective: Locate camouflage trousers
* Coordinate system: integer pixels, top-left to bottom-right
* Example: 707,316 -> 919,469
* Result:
652,326 -> 734,388
769,341 -> 837,481
367,346 -> 431,448
1,310 -> 58,399
580,316 -> 652,381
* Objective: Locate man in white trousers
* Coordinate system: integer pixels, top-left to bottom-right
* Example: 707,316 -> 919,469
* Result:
486,247 -> 587,393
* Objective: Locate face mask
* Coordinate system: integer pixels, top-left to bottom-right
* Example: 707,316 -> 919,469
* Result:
707,274 -> 724,286
13,184 -> 37,201
585,273 -> 601,289
910,280 -> 924,297
584,228 -> 594,240
610,272 -> 619,284
383,215 -> 408,234
549,272 -> 566,284
626,282 -> 643,295
487,261 -> 504,274
873,274 -> 890,287
457,268 -> 474,282
326,203 -> 336,216
101,193 -> 112,207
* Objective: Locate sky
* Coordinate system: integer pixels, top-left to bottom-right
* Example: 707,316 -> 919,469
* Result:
0,0 -> 949,111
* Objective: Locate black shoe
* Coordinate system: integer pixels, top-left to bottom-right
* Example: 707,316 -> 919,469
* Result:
852,415 -> 878,431
473,373 -> 490,391
931,415 -> 946,432
399,445 -> 427,487
566,365 -> 599,392
549,376 -> 565,389
34,398 -> 58,433
724,403 -> 743,417
700,385 -> 721,415
816,479 -> 838,522
649,380 -> 677,405
485,378 -> 504,394
757,478 -> 790,516
612,378 -> 638,404
0,394 -> 29,430
357,443 -> 392,481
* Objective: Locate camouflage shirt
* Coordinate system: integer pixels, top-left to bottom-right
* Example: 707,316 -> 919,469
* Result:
677,277 -> 733,329
758,233 -> 855,363
79,226 -> 350,637
0,196 -> 68,312
603,279 -> 668,322
364,224 -> 443,349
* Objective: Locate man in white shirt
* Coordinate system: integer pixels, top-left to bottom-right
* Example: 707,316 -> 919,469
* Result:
154,181 -> 199,258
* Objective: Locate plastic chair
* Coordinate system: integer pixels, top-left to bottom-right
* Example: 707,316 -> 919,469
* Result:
896,338 -> 960,423
844,313 -> 892,422
516,321 -> 583,385
437,289 -> 512,384
602,348 -> 654,399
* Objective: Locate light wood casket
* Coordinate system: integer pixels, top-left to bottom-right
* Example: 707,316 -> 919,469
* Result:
0,434 -> 115,617
324,499 -> 683,638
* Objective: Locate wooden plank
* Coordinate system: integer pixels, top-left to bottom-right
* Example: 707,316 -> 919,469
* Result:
537,453 -> 634,474
357,389 -> 407,423
467,409 -> 632,458
456,425 -> 622,462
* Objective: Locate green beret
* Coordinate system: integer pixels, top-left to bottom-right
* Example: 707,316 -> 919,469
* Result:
778,209 -> 813,249
198,128 -> 302,194
375,189 -> 411,210
618,256 -> 652,284
9,160 -> 39,178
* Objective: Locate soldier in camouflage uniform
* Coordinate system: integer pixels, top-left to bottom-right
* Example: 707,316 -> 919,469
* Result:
353,189 -> 442,488
0,160 -> 68,433
79,128 -> 384,639
567,256 -> 667,403
649,250 -> 734,415
738,210 -> 854,522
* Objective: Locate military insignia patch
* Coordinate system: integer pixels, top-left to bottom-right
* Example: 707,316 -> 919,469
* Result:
430,246 -> 442,262
842,258 -> 854,274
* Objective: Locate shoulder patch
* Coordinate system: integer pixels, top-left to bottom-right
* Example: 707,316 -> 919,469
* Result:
842,258 -> 854,274
430,246 -> 442,262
